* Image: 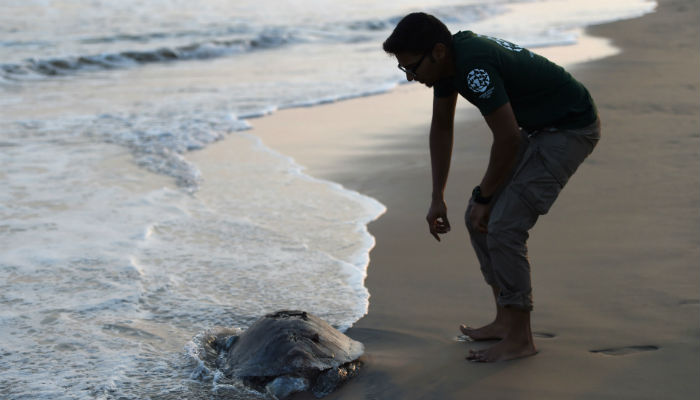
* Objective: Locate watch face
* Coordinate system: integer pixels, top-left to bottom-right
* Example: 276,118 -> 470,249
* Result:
472,185 -> 490,204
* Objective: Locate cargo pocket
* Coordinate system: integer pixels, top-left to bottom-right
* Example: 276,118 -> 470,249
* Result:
512,145 -> 569,216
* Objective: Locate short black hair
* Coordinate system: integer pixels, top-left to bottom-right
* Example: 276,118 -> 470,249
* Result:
382,12 -> 452,55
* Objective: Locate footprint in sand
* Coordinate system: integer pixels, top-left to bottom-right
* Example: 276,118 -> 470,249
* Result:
533,332 -> 556,339
589,345 -> 659,356
679,299 -> 699,306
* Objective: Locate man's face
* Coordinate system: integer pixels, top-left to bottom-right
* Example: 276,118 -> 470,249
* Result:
396,50 -> 439,87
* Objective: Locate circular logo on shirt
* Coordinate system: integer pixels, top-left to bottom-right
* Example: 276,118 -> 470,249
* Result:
467,69 -> 490,93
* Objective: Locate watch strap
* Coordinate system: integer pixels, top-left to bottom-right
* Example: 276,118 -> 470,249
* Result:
472,185 -> 492,204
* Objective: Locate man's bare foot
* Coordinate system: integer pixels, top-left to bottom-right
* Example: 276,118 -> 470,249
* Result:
466,336 -> 537,362
459,322 -> 507,341
464,305 -> 536,362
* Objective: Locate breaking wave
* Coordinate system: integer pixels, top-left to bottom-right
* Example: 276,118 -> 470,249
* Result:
0,4 -> 503,80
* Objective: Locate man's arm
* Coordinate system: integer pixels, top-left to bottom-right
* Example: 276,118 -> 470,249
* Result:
480,101 -> 521,196
469,101 -> 521,233
426,92 -> 458,241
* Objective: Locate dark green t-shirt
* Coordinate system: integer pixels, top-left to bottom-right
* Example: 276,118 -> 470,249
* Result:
434,31 -> 597,130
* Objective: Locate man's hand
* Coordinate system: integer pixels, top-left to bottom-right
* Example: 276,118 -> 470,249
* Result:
469,202 -> 491,234
426,199 -> 451,241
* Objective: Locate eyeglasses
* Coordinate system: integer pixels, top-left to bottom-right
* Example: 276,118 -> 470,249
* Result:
397,52 -> 428,78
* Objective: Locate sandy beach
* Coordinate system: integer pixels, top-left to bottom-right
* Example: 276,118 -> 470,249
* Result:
188,0 -> 699,398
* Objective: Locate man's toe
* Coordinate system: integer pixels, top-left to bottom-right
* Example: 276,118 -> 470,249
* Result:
466,349 -> 484,361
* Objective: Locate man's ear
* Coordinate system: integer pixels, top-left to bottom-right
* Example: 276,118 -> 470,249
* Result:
432,43 -> 448,61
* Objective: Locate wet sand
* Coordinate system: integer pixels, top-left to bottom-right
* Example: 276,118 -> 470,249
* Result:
190,0 -> 699,398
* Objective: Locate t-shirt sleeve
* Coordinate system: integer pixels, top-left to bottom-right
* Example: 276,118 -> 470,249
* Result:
433,78 -> 456,98
462,62 -> 509,116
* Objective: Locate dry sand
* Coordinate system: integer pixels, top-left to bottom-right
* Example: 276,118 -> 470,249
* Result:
189,0 -> 699,398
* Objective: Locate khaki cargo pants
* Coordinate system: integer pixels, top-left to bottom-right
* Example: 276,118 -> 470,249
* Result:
465,119 -> 601,311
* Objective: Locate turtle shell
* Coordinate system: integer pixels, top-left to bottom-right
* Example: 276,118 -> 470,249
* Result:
219,310 -> 364,380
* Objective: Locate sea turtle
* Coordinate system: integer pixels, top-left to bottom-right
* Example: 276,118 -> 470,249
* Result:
201,310 -> 364,399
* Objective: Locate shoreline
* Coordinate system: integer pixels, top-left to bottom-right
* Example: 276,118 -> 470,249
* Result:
187,0 -> 699,398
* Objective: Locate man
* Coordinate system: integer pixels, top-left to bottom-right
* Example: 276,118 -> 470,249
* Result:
383,13 -> 600,362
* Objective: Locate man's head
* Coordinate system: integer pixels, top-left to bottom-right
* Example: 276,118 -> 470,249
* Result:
383,12 -> 453,87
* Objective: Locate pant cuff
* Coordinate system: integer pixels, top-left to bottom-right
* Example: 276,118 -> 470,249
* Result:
497,290 -> 533,311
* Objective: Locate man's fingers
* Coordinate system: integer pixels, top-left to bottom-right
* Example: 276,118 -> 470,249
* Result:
435,224 -> 450,233
427,209 -> 449,241
469,208 -> 488,234
428,220 -> 444,241
477,218 -> 488,233
432,217 -> 450,239
440,217 -> 451,230
436,217 -> 451,230
427,219 -> 440,241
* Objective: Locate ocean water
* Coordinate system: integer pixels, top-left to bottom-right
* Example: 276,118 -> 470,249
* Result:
0,0 -> 656,398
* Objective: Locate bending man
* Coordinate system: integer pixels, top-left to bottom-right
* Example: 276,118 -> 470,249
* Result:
383,13 -> 600,362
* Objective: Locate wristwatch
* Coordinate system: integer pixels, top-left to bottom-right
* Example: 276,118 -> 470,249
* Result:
472,185 -> 492,205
